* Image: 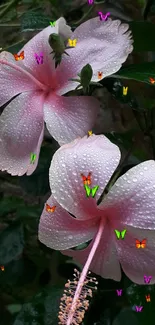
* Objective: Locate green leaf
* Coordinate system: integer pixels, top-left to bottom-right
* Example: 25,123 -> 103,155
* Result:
0,196 -> 25,217
113,62 -> 155,85
112,307 -> 139,325
0,222 -> 25,264
80,64 -> 93,92
20,10 -> 51,32
13,287 -> 64,325
7,304 -> 22,314
0,258 -> 37,289
5,40 -> 26,55
129,21 -> 155,51
16,204 -> 42,220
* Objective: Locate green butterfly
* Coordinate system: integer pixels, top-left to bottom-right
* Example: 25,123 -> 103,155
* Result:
30,153 -> 36,164
50,21 -> 56,27
84,184 -> 99,198
114,229 -> 127,239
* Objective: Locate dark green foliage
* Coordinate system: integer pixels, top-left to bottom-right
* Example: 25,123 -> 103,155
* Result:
0,222 -> 24,264
20,10 -> 51,32
113,62 -> 155,85
13,287 -> 64,325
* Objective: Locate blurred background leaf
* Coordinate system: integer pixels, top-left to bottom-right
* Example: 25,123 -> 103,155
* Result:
13,286 -> 64,325
20,10 -> 51,32
129,21 -> 155,51
0,221 -> 25,264
113,62 -> 155,85
19,142 -> 58,196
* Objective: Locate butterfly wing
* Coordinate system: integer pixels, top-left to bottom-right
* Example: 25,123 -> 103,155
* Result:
46,204 -> 56,212
87,172 -> 92,185
149,78 -> 155,84
30,153 -> 36,163
73,39 -> 77,46
121,229 -> 127,239
84,185 -> 91,197
88,130 -> 92,136
30,152 -> 33,163
114,229 -> 120,239
135,239 -> 140,248
81,174 -> 87,186
20,51 -> 24,59
91,185 -> 99,198
13,54 -> 18,60
141,239 -> 146,248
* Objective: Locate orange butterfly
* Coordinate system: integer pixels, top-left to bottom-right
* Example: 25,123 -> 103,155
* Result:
0,266 -> 4,271
81,172 -> 92,185
46,204 -> 56,213
14,51 -> 24,61
135,239 -> 146,248
149,77 -> 155,84
98,71 -> 103,79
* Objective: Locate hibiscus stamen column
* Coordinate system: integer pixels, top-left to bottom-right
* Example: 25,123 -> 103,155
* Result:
0,59 -> 48,91
58,217 -> 105,325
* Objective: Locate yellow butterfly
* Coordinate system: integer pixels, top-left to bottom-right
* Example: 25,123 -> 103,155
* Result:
68,39 -> 77,47
50,21 -> 56,27
88,130 -> 93,136
123,86 -> 128,96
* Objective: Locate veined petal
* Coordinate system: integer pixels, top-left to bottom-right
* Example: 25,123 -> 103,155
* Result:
38,195 -> 98,250
58,18 -> 133,87
114,226 -> 155,284
0,51 -> 38,107
49,135 -> 121,220
18,18 -> 72,88
0,91 -> 44,176
43,93 -> 100,145
98,160 -> 155,230
62,221 -> 121,281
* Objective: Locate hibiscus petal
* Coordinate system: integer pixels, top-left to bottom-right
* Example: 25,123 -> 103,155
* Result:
19,18 -> 72,88
0,51 -> 38,107
98,160 -> 155,229
49,134 -> 121,220
43,94 -> 100,145
0,91 -> 44,176
114,226 -> 155,284
61,221 -> 121,281
58,18 -> 133,85
38,195 -> 98,250
56,17 -> 72,41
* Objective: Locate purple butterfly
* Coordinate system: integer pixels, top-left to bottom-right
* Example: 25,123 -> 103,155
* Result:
98,12 -> 110,21
34,52 -> 43,64
116,289 -> 122,296
135,306 -> 143,312
144,275 -> 152,284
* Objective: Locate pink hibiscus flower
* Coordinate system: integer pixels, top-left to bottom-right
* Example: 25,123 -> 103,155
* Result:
39,134 -> 155,285
0,17 -> 133,176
